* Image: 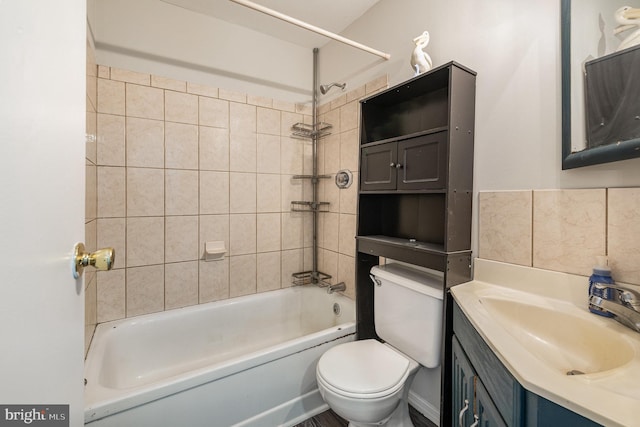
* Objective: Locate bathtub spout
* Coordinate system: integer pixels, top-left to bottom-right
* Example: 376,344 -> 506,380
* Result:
327,282 -> 346,294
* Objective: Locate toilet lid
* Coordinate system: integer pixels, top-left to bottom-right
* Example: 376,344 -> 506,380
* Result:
317,339 -> 409,395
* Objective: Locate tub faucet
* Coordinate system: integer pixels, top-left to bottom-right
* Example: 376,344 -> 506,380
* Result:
589,283 -> 640,332
327,282 -> 346,294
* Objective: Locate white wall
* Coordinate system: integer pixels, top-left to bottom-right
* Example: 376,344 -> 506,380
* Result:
92,0 -> 313,102
319,0 -> 640,190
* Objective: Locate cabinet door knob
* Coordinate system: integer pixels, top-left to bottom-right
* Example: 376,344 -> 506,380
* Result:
395,163 -> 403,169
389,162 -> 395,168
458,399 -> 469,427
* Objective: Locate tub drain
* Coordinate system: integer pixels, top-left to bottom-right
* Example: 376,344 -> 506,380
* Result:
566,369 -> 585,376
333,303 -> 341,316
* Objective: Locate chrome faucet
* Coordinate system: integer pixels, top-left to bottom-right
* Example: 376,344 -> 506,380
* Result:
327,282 -> 346,294
589,284 -> 640,332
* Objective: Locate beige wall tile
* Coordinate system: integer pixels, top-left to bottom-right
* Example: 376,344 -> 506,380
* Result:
230,172 -> 256,213
340,101 -> 359,132
199,126 -> 229,171
97,166 -> 126,218
188,83 -> 218,98
97,269 -> 126,322
608,188 -> 640,285
126,217 -> 165,267
127,168 -> 164,217
230,103 -> 256,134
165,122 -> 198,169
230,133 -> 257,172
97,79 -> 125,115
256,134 -> 280,174
338,253 -> 356,299
339,179 -> 357,215
126,117 -> 164,168
84,273 -> 97,356
478,191 -> 533,266
323,212 -> 340,253
199,97 -> 228,128
198,257 -> 229,304
257,107 -> 280,135
165,90 -> 198,124
199,171 -> 229,214
97,114 -> 125,166
248,95 -> 272,108
126,84 -> 164,120
97,65 -> 110,79
166,169 -> 199,215
280,137 -> 303,175
280,111 -> 302,135
199,214 -> 229,260
340,128 -> 359,172
166,216 -> 199,263
86,162 -> 97,222
219,89 -> 247,103
110,68 -> 150,85
281,249 -> 303,288
273,99 -> 296,113
97,218 -> 126,269
281,212 -> 304,250
330,94 -> 347,110
229,214 -> 256,255
86,110 -> 97,164
152,75 -> 186,92
257,213 -> 281,253
347,85 -> 366,103
319,249 -> 338,288
533,189 -> 606,276
339,214 -> 356,256
126,265 -> 164,317
366,75 -> 388,94
256,174 -> 281,213
229,254 -> 257,297
165,261 -> 199,309
257,252 -> 281,292
281,175 -> 303,212
199,258 -> 229,303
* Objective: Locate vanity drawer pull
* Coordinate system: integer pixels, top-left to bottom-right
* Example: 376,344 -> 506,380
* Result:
458,399 -> 469,427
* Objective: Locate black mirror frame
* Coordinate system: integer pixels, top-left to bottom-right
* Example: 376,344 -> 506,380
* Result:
561,0 -> 640,169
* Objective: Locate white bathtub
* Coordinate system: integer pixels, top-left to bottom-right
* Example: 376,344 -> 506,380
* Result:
84,285 -> 355,427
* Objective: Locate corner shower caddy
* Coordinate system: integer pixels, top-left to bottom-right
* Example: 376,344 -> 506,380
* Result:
290,48 -> 334,287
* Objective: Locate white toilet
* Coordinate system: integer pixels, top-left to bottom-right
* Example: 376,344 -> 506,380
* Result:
316,263 -> 443,427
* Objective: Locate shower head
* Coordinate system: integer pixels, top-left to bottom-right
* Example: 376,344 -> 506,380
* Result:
319,82 -> 346,95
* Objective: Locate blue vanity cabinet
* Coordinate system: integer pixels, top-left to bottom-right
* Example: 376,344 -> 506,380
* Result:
452,301 -> 603,427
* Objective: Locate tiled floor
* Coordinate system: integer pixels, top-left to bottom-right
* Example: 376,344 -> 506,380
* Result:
294,406 -> 437,427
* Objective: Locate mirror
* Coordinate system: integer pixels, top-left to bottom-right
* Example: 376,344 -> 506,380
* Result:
561,0 -> 640,169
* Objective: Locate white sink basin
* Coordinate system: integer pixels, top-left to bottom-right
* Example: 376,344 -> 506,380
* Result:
479,297 -> 635,375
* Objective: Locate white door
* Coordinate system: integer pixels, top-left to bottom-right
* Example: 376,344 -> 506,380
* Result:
0,1 -> 86,426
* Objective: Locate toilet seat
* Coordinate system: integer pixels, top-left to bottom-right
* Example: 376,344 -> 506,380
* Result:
316,339 -> 411,399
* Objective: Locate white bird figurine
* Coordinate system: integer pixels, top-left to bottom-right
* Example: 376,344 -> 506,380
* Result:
614,6 -> 640,52
410,31 -> 432,75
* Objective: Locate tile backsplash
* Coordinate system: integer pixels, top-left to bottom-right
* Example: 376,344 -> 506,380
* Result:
479,189 -> 640,285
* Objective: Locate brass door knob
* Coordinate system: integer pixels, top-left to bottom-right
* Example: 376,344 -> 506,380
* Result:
73,243 -> 115,279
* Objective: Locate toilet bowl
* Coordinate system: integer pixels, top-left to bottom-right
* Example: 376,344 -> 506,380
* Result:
316,339 -> 419,426
316,263 -> 444,427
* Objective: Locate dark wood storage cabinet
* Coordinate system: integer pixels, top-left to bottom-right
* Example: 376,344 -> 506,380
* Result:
355,62 -> 476,427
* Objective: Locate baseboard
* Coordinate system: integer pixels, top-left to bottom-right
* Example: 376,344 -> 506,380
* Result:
408,390 -> 440,426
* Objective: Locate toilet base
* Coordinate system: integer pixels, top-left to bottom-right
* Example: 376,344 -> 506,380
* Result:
346,398 -> 414,427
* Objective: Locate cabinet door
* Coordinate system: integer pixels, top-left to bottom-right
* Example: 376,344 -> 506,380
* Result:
475,380 -> 508,427
452,336 -> 475,427
397,131 -> 447,190
360,142 -> 397,191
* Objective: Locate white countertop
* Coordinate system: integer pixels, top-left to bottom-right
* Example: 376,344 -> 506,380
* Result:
451,259 -> 640,427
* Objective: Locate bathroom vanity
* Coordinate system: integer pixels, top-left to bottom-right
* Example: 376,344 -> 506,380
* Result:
451,259 -> 640,427
452,302 -> 601,427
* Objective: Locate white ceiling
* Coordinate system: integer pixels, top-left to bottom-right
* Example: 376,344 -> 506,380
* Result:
160,0 -> 382,49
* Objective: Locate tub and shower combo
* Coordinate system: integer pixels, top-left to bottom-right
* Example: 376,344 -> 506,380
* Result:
84,285 -> 355,426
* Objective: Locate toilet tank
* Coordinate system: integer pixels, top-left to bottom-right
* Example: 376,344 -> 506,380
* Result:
371,263 -> 444,368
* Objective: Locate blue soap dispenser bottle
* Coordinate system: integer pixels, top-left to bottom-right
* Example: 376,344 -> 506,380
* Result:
588,255 -> 614,317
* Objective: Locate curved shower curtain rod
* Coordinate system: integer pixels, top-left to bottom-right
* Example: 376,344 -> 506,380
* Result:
229,0 -> 391,60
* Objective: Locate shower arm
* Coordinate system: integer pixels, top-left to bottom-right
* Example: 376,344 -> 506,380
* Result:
229,0 -> 391,60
